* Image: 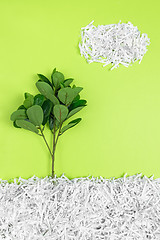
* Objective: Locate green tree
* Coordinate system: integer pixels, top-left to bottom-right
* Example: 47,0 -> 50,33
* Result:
10,69 -> 87,177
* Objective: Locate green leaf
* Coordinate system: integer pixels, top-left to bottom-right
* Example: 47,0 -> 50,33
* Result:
23,95 -> 34,109
27,105 -> 43,126
49,115 -> 60,130
69,99 -> 87,111
53,104 -> 68,122
13,121 -> 21,128
24,92 -> 33,99
67,106 -> 85,119
73,94 -> 80,103
42,99 -> 53,125
49,115 -> 54,130
72,87 -> 83,97
34,94 -> 45,106
16,120 -> 39,134
60,83 -> 65,89
48,94 -> 59,105
36,81 -> 53,95
61,118 -> 82,134
17,105 -> 26,110
58,87 -> 75,105
42,99 -> 53,117
51,68 -> 56,76
36,81 -> 59,105
37,74 -> 49,82
37,74 -> 53,88
51,71 -> 65,89
63,78 -> 74,87
42,115 -> 49,126
10,109 -> 27,121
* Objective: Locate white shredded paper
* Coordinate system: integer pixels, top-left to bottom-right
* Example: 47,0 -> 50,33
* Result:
0,173 -> 160,239
79,21 -> 150,70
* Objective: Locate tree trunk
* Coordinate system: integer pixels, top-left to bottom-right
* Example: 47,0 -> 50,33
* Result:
52,152 -> 55,178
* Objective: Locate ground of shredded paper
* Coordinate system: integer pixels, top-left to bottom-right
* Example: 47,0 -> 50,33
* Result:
0,173 -> 160,240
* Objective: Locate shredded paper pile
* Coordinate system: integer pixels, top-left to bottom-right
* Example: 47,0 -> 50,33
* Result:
79,21 -> 150,70
0,173 -> 160,239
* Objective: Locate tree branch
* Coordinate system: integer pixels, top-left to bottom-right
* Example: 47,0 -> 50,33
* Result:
52,120 -> 56,178
40,127 -> 52,158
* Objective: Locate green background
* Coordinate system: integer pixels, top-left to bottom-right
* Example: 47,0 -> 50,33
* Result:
0,0 -> 159,180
